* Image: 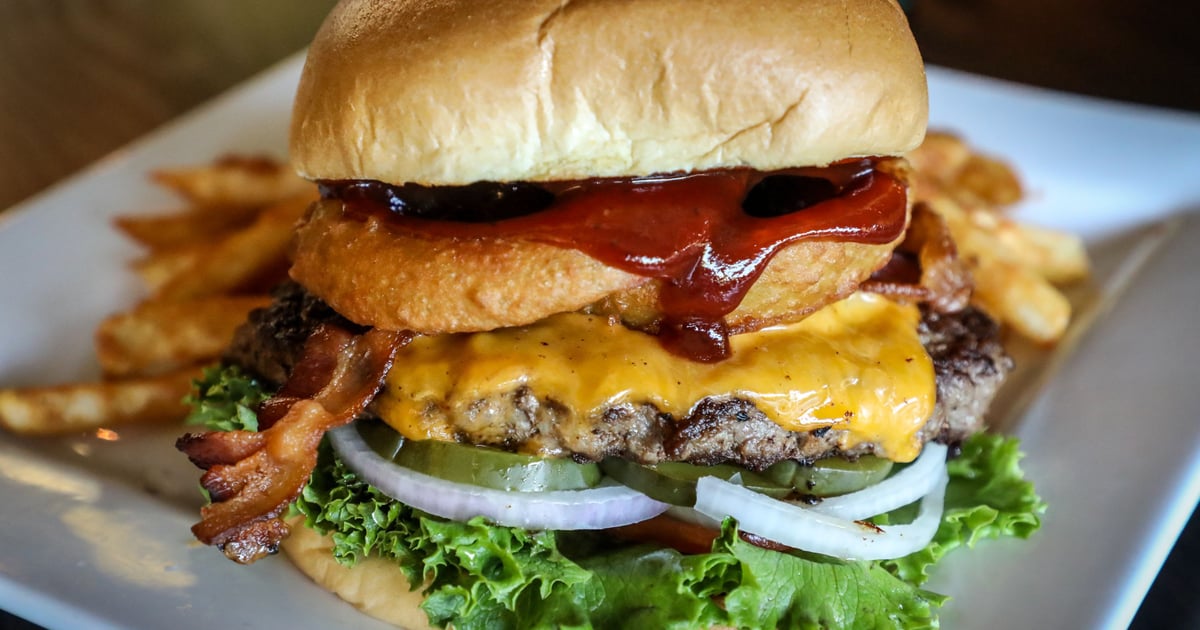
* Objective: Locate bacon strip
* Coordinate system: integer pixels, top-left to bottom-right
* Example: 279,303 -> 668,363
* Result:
177,324 -> 409,563
863,202 -> 972,312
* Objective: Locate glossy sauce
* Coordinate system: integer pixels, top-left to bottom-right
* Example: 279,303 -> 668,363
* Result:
322,160 -> 906,361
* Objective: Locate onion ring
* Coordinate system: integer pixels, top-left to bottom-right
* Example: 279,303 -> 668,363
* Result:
290,160 -> 914,335
863,202 -> 972,312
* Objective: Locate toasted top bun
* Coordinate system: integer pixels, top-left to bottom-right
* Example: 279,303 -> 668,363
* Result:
291,0 -> 927,185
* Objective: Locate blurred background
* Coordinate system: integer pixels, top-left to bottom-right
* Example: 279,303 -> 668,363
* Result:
0,0 -> 1197,628
2,0 -> 1198,212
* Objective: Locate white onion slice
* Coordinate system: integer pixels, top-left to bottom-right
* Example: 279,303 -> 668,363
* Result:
808,442 -> 949,521
328,424 -> 669,530
694,463 -> 948,561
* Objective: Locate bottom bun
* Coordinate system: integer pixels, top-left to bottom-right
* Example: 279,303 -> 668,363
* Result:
281,519 -> 434,630
282,518 -> 736,630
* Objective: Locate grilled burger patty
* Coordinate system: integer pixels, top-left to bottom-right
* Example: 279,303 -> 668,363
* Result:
228,282 -> 1011,469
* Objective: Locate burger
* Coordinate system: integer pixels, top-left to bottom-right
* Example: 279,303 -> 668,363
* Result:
178,0 -> 1044,628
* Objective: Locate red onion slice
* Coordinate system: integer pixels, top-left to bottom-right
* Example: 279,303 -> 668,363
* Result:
328,424 -> 669,530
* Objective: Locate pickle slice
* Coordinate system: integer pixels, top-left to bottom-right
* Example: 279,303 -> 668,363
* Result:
356,420 -> 406,459
356,421 -> 601,492
600,458 -> 790,506
764,456 -> 894,497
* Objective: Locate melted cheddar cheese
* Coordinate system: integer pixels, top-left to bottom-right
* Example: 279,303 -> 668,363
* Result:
376,292 -> 934,462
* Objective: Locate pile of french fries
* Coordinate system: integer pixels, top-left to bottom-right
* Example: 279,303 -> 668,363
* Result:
0,157 -> 315,435
906,132 -> 1090,344
0,136 -> 1089,436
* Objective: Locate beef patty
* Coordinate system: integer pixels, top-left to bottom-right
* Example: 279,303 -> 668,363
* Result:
227,282 -> 1012,469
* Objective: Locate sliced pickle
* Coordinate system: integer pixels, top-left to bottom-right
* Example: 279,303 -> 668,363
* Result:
356,421 -> 601,492
764,456 -> 894,497
600,458 -> 790,506
356,420 -> 406,459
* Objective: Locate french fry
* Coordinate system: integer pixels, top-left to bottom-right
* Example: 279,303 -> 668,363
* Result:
95,296 -> 271,377
154,191 -> 314,301
907,132 -> 1022,208
953,154 -> 1023,207
152,156 -> 312,208
0,156 -> 318,436
969,254 -> 1072,344
906,132 -> 1092,344
906,132 -> 972,182
115,203 -> 263,251
993,219 -> 1090,284
926,195 -> 1072,343
0,368 -> 198,436
131,243 -> 207,293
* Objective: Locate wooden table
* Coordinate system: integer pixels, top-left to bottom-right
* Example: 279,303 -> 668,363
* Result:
1,1 -> 1196,628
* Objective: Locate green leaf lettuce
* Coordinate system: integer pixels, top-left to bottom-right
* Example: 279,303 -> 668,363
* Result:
192,364 -> 1045,629
183,364 -> 268,431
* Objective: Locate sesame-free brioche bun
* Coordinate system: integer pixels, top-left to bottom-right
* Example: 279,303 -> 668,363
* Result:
290,0 -> 927,185
282,521 -> 739,630
282,520 -> 436,630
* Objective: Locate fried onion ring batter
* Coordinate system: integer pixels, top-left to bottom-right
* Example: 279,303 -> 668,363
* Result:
290,161 -> 911,336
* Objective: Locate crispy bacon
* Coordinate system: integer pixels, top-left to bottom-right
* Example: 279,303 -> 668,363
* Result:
863,202 -> 972,312
176,324 -> 409,563
177,430 -> 265,469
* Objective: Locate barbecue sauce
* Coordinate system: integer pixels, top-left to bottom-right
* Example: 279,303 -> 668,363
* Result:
321,160 -> 906,362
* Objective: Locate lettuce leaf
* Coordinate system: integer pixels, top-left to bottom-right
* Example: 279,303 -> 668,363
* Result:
574,525 -> 944,630
721,532 -> 944,630
183,364 -> 268,431
878,433 -> 1046,585
293,439 -> 1029,629
295,447 -> 946,630
192,364 -> 1044,629
295,443 -> 596,630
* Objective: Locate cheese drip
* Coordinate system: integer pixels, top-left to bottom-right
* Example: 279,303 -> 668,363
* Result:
376,292 -> 935,462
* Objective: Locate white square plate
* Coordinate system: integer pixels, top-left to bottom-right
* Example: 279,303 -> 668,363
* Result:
1,53 -> 1198,630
